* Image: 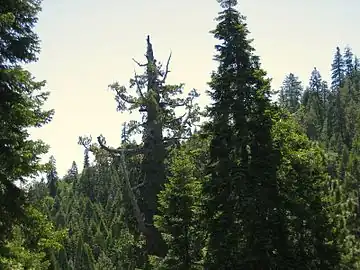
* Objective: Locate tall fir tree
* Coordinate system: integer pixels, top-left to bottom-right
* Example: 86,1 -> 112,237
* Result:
0,0 -> 54,245
153,139 -> 205,269
300,67 -> 329,140
278,73 -> 303,113
203,0 -> 283,268
344,46 -> 354,77
46,155 -> 58,198
64,161 -> 78,183
354,56 -> 359,72
331,46 -> 345,90
309,67 -> 323,96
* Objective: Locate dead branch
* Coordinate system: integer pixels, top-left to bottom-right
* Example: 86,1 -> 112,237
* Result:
161,52 -> 172,83
97,136 -> 144,156
132,58 -> 147,67
78,136 -> 92,150
111,155 -> 149,235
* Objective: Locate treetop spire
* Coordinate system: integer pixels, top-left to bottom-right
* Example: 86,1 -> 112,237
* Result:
217,0 -> 237,9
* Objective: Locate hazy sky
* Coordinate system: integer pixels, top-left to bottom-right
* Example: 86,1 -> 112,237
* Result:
27,0 -> 360,177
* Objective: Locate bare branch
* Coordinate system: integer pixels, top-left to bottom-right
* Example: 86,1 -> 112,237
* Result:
97,136 -> 144,156
132,58 -> 147,67
78,135 -> 92,150
161,52 -> 172,83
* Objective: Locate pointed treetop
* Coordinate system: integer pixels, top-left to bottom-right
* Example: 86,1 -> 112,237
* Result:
218,0 -> 237,9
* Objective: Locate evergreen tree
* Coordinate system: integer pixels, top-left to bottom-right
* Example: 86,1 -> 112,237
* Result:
309,67 -> 323,95
84,149 -> 90,168
64,161 -> 78,183
153,135 -> 207,269
338,136 -> 360,267
331,46 -> 345,90
299,68 -> 329,141
0,206 -> 65,269
46,155 -> 58,198
272,113 -> 341,268
344,46 -> 354,76
355,56 -> 359,72
278,73 -> 303,113
203,0 -> 283,267
0,0 -> 54,245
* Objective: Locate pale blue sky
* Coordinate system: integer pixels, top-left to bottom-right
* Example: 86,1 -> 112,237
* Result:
27,0 -> 360,177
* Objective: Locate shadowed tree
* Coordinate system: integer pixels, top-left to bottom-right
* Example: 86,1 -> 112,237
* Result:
46,155 -> 58,198
202,0 -> 284,267
79,35 -> 200,258
0,0 -> 54,245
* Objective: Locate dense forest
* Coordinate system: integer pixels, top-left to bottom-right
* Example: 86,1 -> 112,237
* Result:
2,0 -> 360,269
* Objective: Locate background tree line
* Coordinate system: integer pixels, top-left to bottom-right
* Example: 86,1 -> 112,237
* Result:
2,0 -> 360,269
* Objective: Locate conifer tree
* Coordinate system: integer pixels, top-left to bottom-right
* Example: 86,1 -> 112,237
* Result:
64,161 -> 78,183
331,46 -> 345,90
0,0 -> 54,245
46,155 -> 58,198
355,56 -> 359,72
272,112 -> 341,268
300,68 -> 329,140
153,136 -> 207,269
203,0 -> 283,267
278,73 -> 303,113
344,46 -> 354,76
336,134 -> 360,267
309,67 -> 323,95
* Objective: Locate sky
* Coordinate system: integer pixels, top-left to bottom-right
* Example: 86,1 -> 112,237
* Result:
27,0 -> 360,177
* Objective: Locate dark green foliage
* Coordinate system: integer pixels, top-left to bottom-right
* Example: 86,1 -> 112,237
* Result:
0,0 -> 42,64
297,68 -> 329,141
331,47 -> 345,90
202,1 -> 287,268
64,161 -> 78,183
271,113 -> 341,268
293,45 -> 360,267
0,0 -> 54,250
47,155 -> 58,198
344,46 -> 354,76
4,0 -> 360,268
0,205 -> 66,269
152,135 -> 209,269
278,73 -> 303,113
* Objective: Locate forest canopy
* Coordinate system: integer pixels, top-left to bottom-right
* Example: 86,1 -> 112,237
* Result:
2,0 -> 360,269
